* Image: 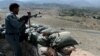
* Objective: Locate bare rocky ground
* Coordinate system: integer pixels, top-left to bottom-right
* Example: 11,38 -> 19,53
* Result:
0,9 -> 100,56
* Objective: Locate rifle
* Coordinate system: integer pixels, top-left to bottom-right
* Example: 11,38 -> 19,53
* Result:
27,12 -> 42,27
27,12 -> 41,56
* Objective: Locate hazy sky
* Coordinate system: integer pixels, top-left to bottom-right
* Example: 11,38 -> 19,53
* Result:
16,0 -> 100,6
0,0 -> 100,5
0,0 -> 100,6
16,0 -> 100,3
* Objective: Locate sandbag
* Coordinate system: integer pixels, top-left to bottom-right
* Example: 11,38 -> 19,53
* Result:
49,31 -> 78,48
41,28 -> 59,34
37,34 -> 49,46
31,24 -> 44,28
37,28 -> 56,46
36,27 -> 47,33
25,28 -> 35,33
37,28 -> 59,47
29,32 -> 39,45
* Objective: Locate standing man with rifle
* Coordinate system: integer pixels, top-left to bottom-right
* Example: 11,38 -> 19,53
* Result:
5,3 -> 31,56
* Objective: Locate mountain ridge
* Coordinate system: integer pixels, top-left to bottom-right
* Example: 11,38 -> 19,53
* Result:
0,0 -> 100,9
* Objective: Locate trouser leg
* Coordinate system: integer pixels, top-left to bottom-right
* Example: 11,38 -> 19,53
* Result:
5,35 -> 22,56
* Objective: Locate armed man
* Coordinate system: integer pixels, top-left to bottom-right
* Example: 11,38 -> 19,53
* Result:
5,3 -> 31,56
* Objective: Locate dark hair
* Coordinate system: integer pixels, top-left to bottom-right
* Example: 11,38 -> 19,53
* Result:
9,3 -> 20,11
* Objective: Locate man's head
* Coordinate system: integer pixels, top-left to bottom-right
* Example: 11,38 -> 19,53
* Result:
9,3 -> 20,15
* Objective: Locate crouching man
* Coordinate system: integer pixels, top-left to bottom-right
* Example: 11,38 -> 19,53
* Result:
5,3 -> 30,56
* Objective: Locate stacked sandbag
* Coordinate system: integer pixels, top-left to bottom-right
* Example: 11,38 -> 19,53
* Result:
0,23 -> 80,56
38,31 -> 78,48
38,31 -> 78,56
27,24 -> 48,33
28,32 -> 40,45
36,27 -> 48,33
31,24 -> 44,29
26,25 -> 48,45
37,34 -> 49,46
37,28 -> 60,46
49,31 -> 78,48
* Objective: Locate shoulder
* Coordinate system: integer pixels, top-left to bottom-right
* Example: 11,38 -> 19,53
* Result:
6,13 -> 14,18
5,13 -> 15,20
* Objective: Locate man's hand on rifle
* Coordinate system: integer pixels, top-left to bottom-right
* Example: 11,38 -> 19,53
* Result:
27,11 -> 31,17
19,12 -> 32,23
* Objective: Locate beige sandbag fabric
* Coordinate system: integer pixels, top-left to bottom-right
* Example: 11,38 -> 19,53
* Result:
70,48 -> 95,56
